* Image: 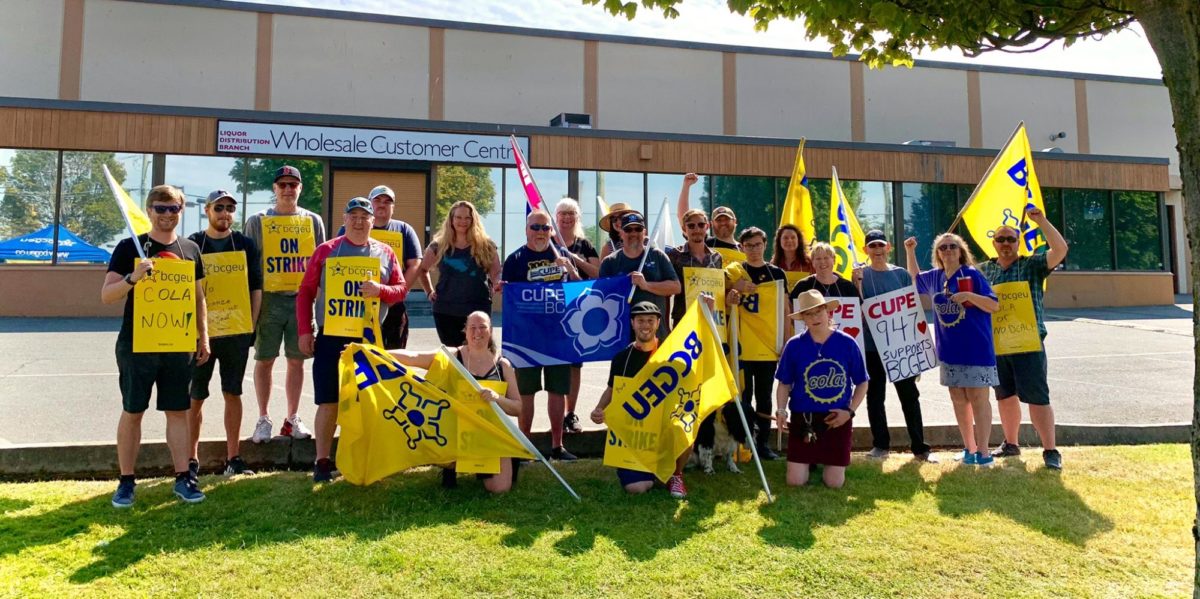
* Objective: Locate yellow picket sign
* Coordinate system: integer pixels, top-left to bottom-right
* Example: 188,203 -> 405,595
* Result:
261,215 -> 315,292
370,229 -> 406,264
454,380 -> 507,474
738,279 -> 785,361
991,281 -> 1042,355
202,251 -> 252,338
682,266 -> 727,343
323,256 -> 381,339
133,258 -> 197,353
714,247 -> 747,266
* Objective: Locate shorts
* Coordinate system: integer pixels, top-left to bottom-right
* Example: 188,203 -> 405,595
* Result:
190,334 -> 252,400
255,293 -> 306,361
994,350 -> 1050,405
115,339 -> 192,413
515,364 -> 571,396
616,467 -> 656,488
312,331 -> 360,405
939,363 -> 999,388
787,412 -> 852,467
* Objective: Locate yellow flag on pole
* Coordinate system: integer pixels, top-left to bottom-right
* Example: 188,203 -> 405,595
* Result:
828,166 -> 867,280
602,301 -> 737,482
959,122 -> 1047,258
779,139 -> 815,245
103,164 -> 151,237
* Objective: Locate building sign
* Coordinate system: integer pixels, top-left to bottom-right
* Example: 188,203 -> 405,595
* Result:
216,121 -> 529,165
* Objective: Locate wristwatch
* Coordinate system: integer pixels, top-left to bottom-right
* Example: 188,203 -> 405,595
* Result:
123,273 -> 136,285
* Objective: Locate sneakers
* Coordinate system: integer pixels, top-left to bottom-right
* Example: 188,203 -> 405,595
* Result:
281,416 -> 313,440
251,416 -> 273,444
223,456 -> 255,476
563,412 -> 583,434
975,451 -> 995,468
187,458 -> 200,481
957,449 -> 978,465
313,458 -> 337,483
913,451 -> 940,464
1043,449 -> 1063,470
173,476 -> 206,504
867,447 -> 890,460
992,442 -> 1021,458
111,479 -> 135,509
550,446 -> 578,461
667,474 -> 688,499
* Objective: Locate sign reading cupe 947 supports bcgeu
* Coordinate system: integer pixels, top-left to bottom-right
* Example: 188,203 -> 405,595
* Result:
862,285 -> 938,382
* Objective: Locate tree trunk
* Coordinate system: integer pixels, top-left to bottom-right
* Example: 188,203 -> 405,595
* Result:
1135,1 -> 1200,595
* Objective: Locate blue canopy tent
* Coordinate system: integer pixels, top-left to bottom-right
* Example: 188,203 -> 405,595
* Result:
0,225 -> 112,263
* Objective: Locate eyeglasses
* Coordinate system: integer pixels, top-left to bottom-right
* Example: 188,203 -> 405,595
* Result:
275,181 -> 300,189
210,204 -> 236,213
528,224 -> 552,232
685,222 -> 708,230
993,235 -> 1018,244
151,205 -> 182,214
623,226 -> 645,234
937,244 -> 960,251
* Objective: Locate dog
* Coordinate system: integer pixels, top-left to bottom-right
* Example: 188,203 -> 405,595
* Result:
694,401 -> 750,475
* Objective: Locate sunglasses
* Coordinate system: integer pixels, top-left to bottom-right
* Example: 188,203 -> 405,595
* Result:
937,244 -> 960,251
866,242 -> 887,248
528,224 -> 552,232
993,235 -> 1018,244
210,204 -> 236,213
623,226 -> 645,234
151,205 -> 182,214
685,222 -> 708,230
275,181 -> 300,189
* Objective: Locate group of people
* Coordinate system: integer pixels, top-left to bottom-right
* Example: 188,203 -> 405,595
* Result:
102,164 -> 1068,507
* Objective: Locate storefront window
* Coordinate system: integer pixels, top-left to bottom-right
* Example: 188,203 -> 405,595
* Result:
433,165 -> 502,255
1062,189 -> 1114,271
503,168 -> 568,259
58,152 -> 152,254
708,175 -> 777,246
1114,191 -> 1163,271
901,182 -> 960,270
164,155 -> 247,237
578,171 -> 644,249
236,158 -> 325,217
647,173 -> 706,240
0,149 -> 59,261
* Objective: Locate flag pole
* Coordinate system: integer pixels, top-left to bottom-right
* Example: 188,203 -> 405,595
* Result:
104,164 -> 148,260
438,346 -> 581,502
947,122 -> 1025,233
626,196 -> 670,303
509,135 -> 564,264
723,305 -> 774,503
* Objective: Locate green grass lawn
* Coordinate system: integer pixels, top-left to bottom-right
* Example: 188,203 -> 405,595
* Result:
0,445 -> 1191,598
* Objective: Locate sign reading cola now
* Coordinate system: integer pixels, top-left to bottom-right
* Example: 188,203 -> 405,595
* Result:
217,121 -> 530,166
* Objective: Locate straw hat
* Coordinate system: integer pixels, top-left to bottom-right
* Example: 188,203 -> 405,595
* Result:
599,202 -> 638,232
788,289 -> 840,319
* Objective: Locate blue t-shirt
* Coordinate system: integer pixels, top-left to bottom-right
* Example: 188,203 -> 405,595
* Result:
502,244 -> 570,283
774,330 -> 868,413
860,265 -> 911,352
915,266 -> 997,367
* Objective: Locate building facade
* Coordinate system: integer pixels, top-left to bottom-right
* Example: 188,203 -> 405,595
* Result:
0,0 -> 1182,316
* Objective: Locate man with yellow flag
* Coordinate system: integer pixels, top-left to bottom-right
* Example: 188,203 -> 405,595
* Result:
186,190 -> 263,478
954,122 -> 1047,258
297,197 -> 408,483
591,300 -> 738,498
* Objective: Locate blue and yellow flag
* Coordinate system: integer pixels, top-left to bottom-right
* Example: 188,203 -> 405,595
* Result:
602,301 -> 738,482
337,344 -> 531,485
960,122 -> 1046,258
779,138 -> 815,245
828,166 -> 867,280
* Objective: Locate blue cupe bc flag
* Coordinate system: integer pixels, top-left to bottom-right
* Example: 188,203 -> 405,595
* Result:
502,276 -> 633,367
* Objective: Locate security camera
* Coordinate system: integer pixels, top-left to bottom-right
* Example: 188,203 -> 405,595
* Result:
1049,131 -> 1067,141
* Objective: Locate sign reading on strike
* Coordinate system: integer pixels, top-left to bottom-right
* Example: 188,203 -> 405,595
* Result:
862,285 -> 938,382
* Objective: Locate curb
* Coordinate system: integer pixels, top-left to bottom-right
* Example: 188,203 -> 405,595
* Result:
0,422 -> 1188,482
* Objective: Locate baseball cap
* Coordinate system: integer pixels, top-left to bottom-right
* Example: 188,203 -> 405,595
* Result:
345,197 -> 372,213
712,206 -> 736,220
205,189 -> 236,204
620,213 -> 646,230
369,185 -> 395,201
630,301 -> 661,317
274,165 -> 302,183
865,230 -> 888,244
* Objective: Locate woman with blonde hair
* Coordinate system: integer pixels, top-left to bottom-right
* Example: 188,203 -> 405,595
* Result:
418,201 -> 501,346
904,232 -> 999,467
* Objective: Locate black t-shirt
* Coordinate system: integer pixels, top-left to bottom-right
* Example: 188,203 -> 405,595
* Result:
433,244 -> 493,316
741,262 -> 787,285
790,274 -> 859,300
187,231 -> 263,292
502,244 -> 570,283
107,234 -> 205,342
607,344 -> 654,388
706,237 -> 740,251
565,238 -> 599,280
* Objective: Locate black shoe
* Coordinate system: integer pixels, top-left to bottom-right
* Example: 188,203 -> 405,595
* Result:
313,458 -> 336,484
992,442 -> 1021,458
441,466 -> 458,489
563,412 -> 583,434
1043,449 -> 1063,470
187,458 -> 200,481
550,446 -> 578,461
756,444 -> 779,461
223,456 -> 255,476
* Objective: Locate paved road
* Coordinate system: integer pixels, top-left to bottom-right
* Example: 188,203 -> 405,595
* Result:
0,301 -> 1192,446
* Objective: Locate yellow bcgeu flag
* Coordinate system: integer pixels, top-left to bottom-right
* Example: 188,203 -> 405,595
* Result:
736,279 -> 786,361
961,122 -> 1047,258
779,138 -> 815,245
103,164 -> 151,236
337,344 -> 531,485
828,166 -> 867,280
423,350 -> 534,474
603,301 -> 737,482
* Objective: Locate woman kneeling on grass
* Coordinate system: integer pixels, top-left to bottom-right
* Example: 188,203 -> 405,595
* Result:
774,290 -> 868,489
389,311 -> 524,494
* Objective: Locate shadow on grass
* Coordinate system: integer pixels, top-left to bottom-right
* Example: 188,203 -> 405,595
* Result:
0,461 -> 770,582
932,460 -> 1113,546
0,496 -> 32,514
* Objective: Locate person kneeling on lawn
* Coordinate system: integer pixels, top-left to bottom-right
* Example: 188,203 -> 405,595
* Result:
775,290 -> 868,489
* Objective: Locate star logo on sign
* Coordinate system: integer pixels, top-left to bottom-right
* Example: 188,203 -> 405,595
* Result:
267,222 -> 279,234
332,263 -> 345,276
